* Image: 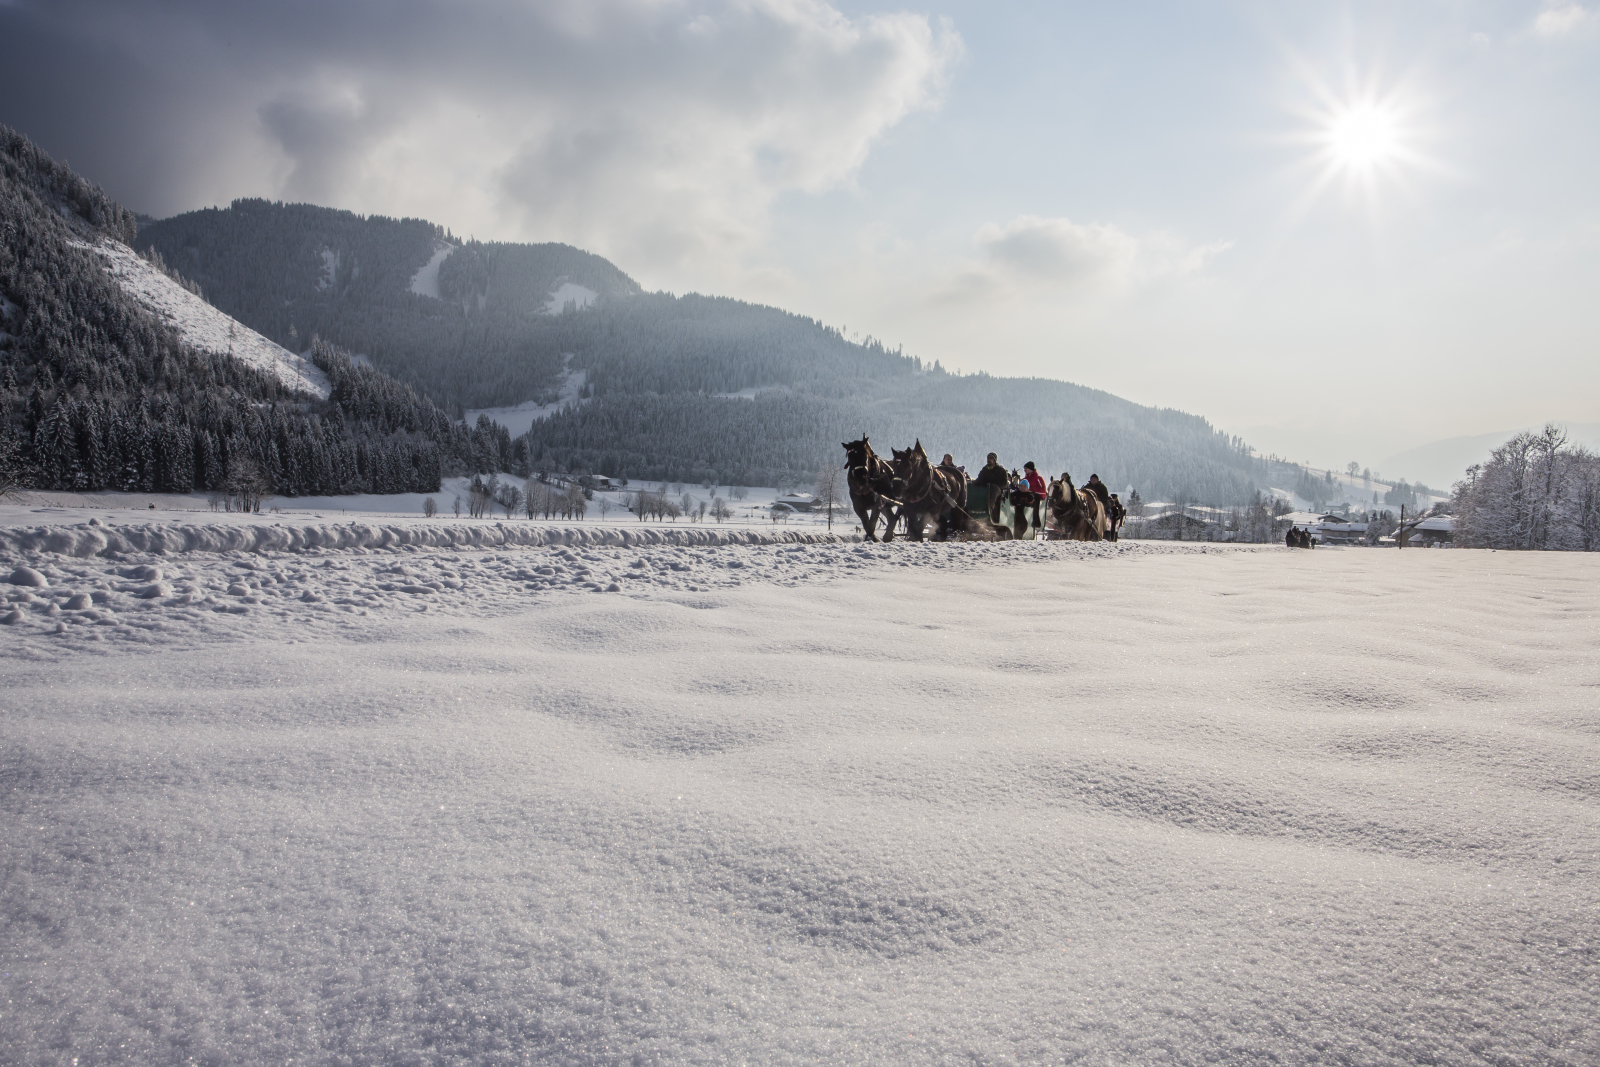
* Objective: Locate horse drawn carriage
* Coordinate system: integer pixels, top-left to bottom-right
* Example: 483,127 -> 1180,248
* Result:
842,437 -> 1126,544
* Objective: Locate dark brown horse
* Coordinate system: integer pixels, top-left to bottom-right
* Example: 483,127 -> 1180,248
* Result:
841,435 -> 901,542
1047,473 -> 1108,541
889,441 -> 969,541
1104,494 -> 1127,542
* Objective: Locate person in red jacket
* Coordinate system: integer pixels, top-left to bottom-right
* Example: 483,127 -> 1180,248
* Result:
1019,461 -> 1047,532
1022,461 -> 1047,497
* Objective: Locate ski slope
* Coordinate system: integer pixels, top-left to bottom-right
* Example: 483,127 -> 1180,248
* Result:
77,238 -> 331,399
407,242 -> 455,298
2,517 -> 1596,1065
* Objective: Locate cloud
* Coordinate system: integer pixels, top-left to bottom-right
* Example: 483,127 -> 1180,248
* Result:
942,215 -> 1228,302
0,0 -> 960,280
1533,4 -> 1595,36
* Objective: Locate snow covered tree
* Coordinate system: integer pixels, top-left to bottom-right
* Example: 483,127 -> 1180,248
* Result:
1454,425 -> 1599,550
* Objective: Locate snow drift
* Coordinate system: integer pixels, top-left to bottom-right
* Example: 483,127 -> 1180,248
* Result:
0,518 -> 858,559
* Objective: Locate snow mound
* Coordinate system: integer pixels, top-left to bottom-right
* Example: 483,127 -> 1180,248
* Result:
0,519 -> 858,559
78,238 -> 331,399
546,281 -> 598,314
408,242 -> 455,298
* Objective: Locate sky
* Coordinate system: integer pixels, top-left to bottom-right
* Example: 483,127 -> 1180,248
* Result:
1,0 -> 1597,475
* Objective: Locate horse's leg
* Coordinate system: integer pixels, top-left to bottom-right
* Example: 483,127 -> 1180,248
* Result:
908,506 -> 926,541
852,495 -> 877,541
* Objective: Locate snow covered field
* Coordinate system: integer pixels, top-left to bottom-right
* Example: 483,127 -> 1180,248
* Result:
2,516 -> 1597,1065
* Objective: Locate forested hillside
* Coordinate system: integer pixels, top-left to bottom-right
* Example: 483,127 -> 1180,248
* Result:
0,127 -> 514,498
137,203 -> 642,410
522,375 -> 1261,499
132,199 -> 1284,502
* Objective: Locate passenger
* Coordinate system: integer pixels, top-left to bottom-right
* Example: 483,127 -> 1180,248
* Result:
939,452 -> 966,476
975,453 -> 1008,489
1022,461 -> 1046,498
1286,526 -> 1299,548
1085,473 -> 1111,505
976,452 -> 1008,523
1021,461 -> 1046,531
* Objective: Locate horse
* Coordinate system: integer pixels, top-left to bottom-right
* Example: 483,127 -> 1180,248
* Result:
888,440 -> 970,541
1047,472 -> 1108,541
1104,493 -> 1127,542
841,435 -> 902,542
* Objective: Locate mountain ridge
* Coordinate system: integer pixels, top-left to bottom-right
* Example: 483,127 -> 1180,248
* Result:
137,200 -> 1294,502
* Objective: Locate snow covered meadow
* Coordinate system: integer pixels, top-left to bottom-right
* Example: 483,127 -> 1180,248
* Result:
2,505 -> 1597,1065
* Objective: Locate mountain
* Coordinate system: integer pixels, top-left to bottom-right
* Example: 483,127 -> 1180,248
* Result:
137,201 -> 1289,501
1382,422 -> 1600,492
137,201 -> 640,412
0,126 -> 516,498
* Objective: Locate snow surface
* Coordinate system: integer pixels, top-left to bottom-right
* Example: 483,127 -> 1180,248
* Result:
546,281 -> 598,314
2,513 -> 1597,1065
465,361 -> 589,437
408,242 -> 455,299
76,238 -> 331,399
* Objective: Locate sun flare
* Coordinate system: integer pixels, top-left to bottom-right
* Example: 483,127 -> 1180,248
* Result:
1287,72 -> 1436,209
1326,101 -> 1402,173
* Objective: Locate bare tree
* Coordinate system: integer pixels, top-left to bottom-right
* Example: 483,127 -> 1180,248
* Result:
452,495 -> 462,518
524,479 -> 541,520
225,458 -> 271,514
730,485 -> 748,501
467,478 -> 493,518
711,497 -> 731,522
597,495 -> 613,520
813,465 -> 842,530
422,496 -> 437,518
564,482 -> 588,519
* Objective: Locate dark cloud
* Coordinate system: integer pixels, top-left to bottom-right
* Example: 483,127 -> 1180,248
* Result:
0,0 -> 960,276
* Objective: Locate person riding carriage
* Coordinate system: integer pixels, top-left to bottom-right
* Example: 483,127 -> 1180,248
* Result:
975,453 -> 1009,523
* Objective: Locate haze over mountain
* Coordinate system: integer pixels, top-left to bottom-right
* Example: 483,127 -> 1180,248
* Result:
139,199 -> 1306,500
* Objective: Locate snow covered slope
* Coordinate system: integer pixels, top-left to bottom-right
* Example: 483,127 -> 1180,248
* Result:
408,242 -> 455,298
76,238 -> 331,399
465,355 -> 588,435
545,280 -> 598,313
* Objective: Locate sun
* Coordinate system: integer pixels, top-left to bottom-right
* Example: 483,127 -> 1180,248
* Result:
1280,71 -> 1439,215
1325,100 -> 1403,174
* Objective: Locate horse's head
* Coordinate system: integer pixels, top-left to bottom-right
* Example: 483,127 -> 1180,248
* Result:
842,438 -> 870,467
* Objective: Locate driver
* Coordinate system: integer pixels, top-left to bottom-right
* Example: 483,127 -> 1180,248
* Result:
975,453 -> 1008,523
